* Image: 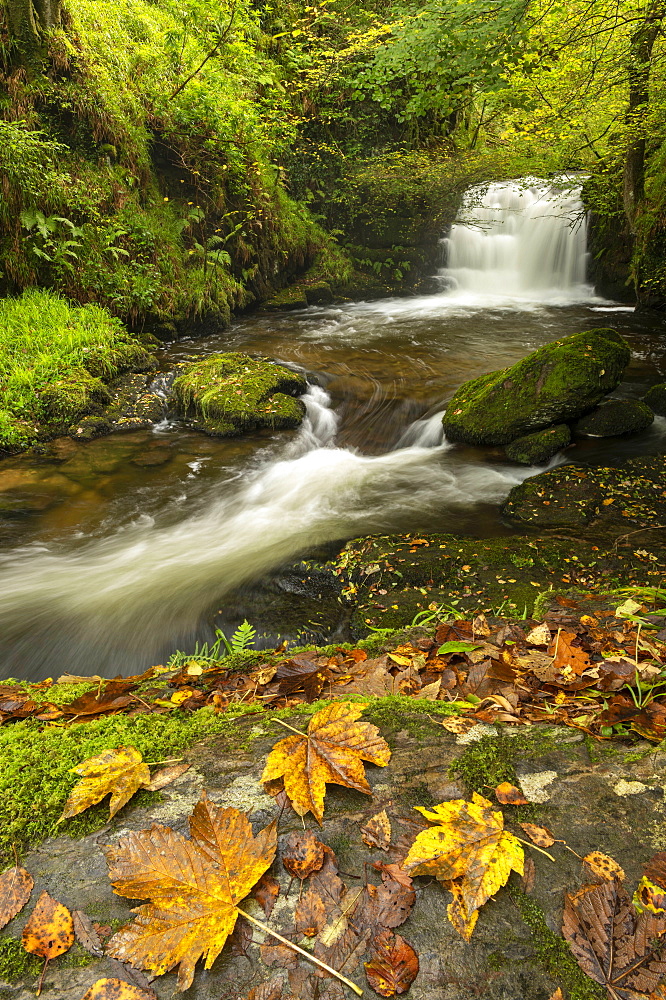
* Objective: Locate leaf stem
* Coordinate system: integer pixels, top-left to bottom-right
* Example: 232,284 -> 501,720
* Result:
513,836 -> 556,862
270,718 -> 309,738
236,907 -> 363,996
143,757 -> 184,766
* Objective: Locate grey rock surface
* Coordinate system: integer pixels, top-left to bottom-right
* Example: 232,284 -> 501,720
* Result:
2,716 -> 665,1000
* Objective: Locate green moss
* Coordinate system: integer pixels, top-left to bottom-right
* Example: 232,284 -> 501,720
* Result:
0,938 -> 43,983
505,424 -> 571,466
173,353 -> 307,436
509,887 -> 604,999
442,329 -> 630,446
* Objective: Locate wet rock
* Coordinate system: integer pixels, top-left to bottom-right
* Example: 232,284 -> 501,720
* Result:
263,286 -> 309,311
3,715 -> 665,999
442,329 -> 630,445
102,373 -> 166,432
505,424 -> 571,465
304,281 -> 333,305
0,468 -> 80,515
173,353 -> 307,437
644,382 -> 666,415
502,453 -> 666,530
575,398 -> 653,437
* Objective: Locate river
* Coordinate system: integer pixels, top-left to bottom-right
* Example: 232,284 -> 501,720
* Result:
1,178 -> 665,679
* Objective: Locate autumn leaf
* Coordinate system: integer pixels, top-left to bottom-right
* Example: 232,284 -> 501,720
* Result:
23,890 -> 74,994
362,810 -> 392,851
635,877 -> 666,915
494,782 -> 528,805
519,823 -> 556,848
79,980 -> 155,1000
60,747 -> 151,821
0,865 -> 33,930
282,830 -> 325,880
402,792 -> 523,940
563,878 -> 666,998
583,851 -> 626,883
104,795 -> 277,991
364,930 -> 419,997
549,630 -> 592,676
72,910 -> 104,956
261,702 -> 391,824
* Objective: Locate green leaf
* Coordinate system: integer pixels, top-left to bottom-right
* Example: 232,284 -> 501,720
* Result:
438,641 -> 484,655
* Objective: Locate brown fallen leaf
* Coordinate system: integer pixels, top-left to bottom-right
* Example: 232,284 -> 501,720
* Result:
295,889 -> 328,937
0,865 -> 33,930
246,974 -> 285,1000
644,853 -> 666,890
22,890 -> 74,995
104,795 -> 277,991
254,873 -> 280,918
362,810 -> 392,851
145,762 -> 190,792
361,876 -> 416,932
549,630 -> 592,676
635,877 -> 666,915
583,851 -> 626,883
403,793 -> 524,940
364,930 -> 419,997
494,782 -> 528,806
519,823 -> 556,848
563,878 -> 666,997
60,746 -> 151,821
282,830 -> 325,881
261,702 -> 391,824
525,622 -> 552,646
433,715 -> 477,735
372,863 -> 414,890
79,980 -> 155,1000
522,856 -> 536,894
72,909 -> 104,956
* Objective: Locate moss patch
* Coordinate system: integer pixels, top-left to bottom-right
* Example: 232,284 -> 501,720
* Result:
0,938 -> 43,984
173,352 -> 307,437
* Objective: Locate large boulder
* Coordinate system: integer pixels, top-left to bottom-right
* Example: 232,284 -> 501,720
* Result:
505,424 -> 571,465
442,329 -> 630,446
173,353 -> 307,437
644,382 -> 666,416
575,398 -> 653,437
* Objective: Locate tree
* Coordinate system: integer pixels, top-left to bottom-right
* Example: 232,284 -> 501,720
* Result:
4,0 -> 63,57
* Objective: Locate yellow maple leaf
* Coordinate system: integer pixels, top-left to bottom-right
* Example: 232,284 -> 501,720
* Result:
60,746 -> 151,821
261,702 -> 391,824
104,794 -> 277,991
402,792 -> 524,940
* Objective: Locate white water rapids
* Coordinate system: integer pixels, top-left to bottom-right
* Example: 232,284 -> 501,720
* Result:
0,178 -> 629,678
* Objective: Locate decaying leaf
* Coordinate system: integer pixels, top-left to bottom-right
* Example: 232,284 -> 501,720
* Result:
525,622 -> 552,646
254,874 -> 280,918
73,909 -> 104,957
519,823 -> 556,848
362,810 -> 392,851
145,762 -> 190,792
79,980 -> 155,1000
22,890 -> 74,960
644,854 -> 666,890
635,877 -> 666,915
583,851 -> 626,883
60,747 -> 151,821
104,795 -> 277,991
563,877 -> 666,998
364,930 -> 419,997
494,782 -> 528,806
403,793 -> 523,940
282,830 -> 325,880
261,702 -> 391,824
0,865 -> 33,930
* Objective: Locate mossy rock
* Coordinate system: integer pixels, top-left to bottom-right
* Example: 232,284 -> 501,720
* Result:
304,281 -> 333,305
442,329 -> 631,446
575,399 -> 654,437
644,382 -> 666,416
505,424 -> 571,465
262,285 -> 309,311
39,368 -> 112,423
173,352 -> 307,437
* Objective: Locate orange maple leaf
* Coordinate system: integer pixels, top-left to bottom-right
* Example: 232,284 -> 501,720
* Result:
261,702 -> 391,824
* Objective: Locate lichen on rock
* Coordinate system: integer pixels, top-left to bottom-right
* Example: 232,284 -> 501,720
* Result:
173,352 -> 307,437
442,329 -> 631,445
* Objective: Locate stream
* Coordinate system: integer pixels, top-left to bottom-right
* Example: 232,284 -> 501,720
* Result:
2,178 -> 666,680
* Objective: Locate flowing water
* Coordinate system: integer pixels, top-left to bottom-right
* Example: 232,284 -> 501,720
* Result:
2,178 -> 666,679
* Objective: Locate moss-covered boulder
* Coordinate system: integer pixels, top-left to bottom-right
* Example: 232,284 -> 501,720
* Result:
173,352 -> 307,437
442,329 -> 631,446
505,424 -> 571,465
575,399 -> 653,437
644,382 -> 666,416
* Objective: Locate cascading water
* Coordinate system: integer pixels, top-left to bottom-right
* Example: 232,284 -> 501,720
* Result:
1,177 -> 659,680
440,177 -> 592,303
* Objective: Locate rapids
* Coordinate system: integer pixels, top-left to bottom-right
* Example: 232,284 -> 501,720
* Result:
1,178 -> 665,679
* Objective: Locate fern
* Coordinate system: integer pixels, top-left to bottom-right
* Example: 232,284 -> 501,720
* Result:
165,620 -> 257,669
230,619 -> 256,652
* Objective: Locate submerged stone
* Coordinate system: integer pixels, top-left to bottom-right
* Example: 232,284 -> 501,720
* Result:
505,424 -> 571,465
173,352 -> 307,437
442,329 -> 630,445
644,382 -> 666,416
575,398 -> 653,437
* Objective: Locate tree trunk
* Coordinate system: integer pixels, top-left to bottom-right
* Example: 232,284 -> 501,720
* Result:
5,0 -> 62,59
622,2 -> 665,229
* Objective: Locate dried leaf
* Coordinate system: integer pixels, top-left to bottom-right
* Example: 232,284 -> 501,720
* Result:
364,931 -> 419,997
583,851 -> 626,883
0,866 -> 33,930
295,889 -> 328,937
362,811 -> 392,851
261,702 -> 391,824
145,762 -> 190,792
525,623 -> 552,646
522,856 -> 536,894
403,793 -> 523,940
644,854 -> 666,890
79,980 -> 155,1000
519,823 -> 556,848
549,631 -> 592,676
616,598 -> 643,618
73,910 -> 104,956
437,716 -> 477,735
283,830 -> 325,880
361,878 -> 416,932
60,747 -> 151,821
22,890 -> 74,960
104,795 -> 277,991
635,877 -> 666,915
254,874 -> 280,918
246,974 -> 285,1000
494,782 -> 528,806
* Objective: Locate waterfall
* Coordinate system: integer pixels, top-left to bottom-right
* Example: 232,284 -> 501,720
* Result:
440,177 -> 593,303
